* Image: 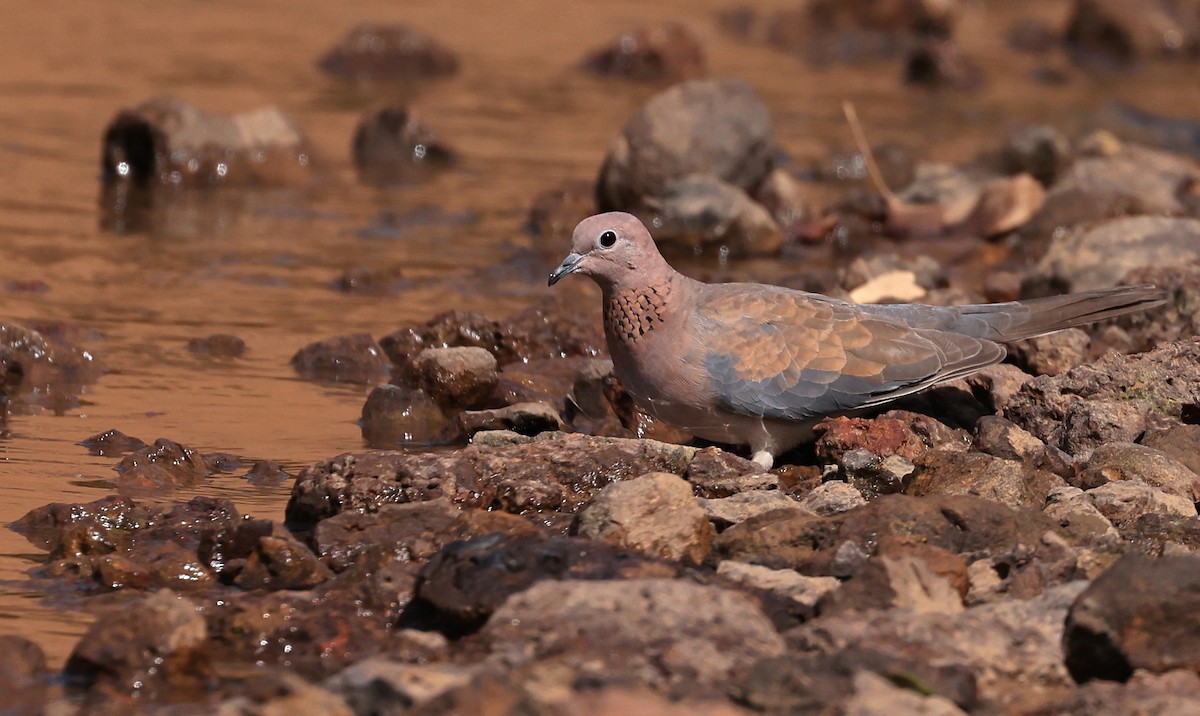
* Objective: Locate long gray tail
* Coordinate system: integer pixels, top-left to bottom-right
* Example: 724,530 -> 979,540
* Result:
867,284 -> 1166,342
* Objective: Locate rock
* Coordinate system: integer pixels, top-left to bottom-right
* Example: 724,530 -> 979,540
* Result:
1031,215 -> 1200,293
0,322 -> 101,414
754,167 -> 808,227
792,582 -> 1088,710
1008,328 -> 1090,376
318,24 -> 459,81
700,490 -> 804,530
818,541 -> 967,615
324,658 -> 477,713
836,449 -> 917,498
1064,553 -> 1200,682
1065,0 -> 1200,63
1100,100 -> 1200,160
842,669 -> 968,716
597,78 -> 775,213
1000,123 -> 1071,185
0,635 -> 49,714
285,432 -> 759,526
641,174 -> 784,256
79,428 -> 148,457
481,578 -> 785,690
904,37 -> 983,91
684,447 -> 775,498
1033,669 -> 1200,715
216,673 -> 353,716
963,363 -> 1033,413
907,449 -> 1065,508
101,96 -> 315,189
582,23 -> 706,82
841,253 -> 945,295
715,493 -> 1060,576
1044,486 -> 1121,544
63,589 -> 209,695
556,688 -> 755,716
413,534 -> 681,632
716,560 -> 840,612
360,384 -> 455,447
312,499 -> 536,573
798,480 -> 868,515
574,472 -> 715,563
352,106 -> 457,183
410,346 -> 499,409
378,303 -> 604,374
815,410 -> 971,467
1086,480 -> 1197,526
528,179 -> 597,245
233,530 -> 333,591
114,437 -> 210,491
458,401 -> 564,438
1103,262 -> 1200,355
1003,338 -> 1200,457
1076,442 -> 1200,501
185,333 -> 246,358
292,333 -> 390,384
846,270 -> 926,304
973,415 -> 1072,477
244,459 -> 291,486
1143,423 -> 1200,475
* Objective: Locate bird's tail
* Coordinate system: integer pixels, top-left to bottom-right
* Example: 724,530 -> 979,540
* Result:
955,284 -> 1166,342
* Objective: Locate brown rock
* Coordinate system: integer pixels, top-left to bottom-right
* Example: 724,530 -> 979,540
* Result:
185,333 -> 246,358
699,490 -> 808,532
352,106 -> 457,183
0,636 -> 49,715
1086,480 -> 1196,526
318,24 -> 459,81
797,480 -> 868,515
582,23 -> 706,82
814,411 -> 970,465
1032,216 -> 1200,292
1066,0 -> 1200,63
360,384 -> 455,447
818,541 -> 967,615
482,578 -> 785,691
1043,486 -> 1120,544
716,561 -> 840,611
574,472 -> 715,562
1008,328 -> 1090,376
1000,124 -> 1071,185
1143,423 -> 1200,476
1076,441 -> 1200,500
908,449 -> 1066,508
410,346 -> 498,408
292,332 -> 391,384
1064,553 -> 1200,682
114,437 -> 209,490
963,363 -> 1033,413
641,174 -> 784,256
458,402 -> 564,438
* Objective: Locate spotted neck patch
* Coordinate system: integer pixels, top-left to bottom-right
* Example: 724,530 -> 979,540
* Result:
605,281 -> 671,344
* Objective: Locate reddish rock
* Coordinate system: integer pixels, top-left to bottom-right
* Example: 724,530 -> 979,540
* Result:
352,106 -> 457,184
292,333 -> 390,384
318,24 -> 459,81
908,448 -> 1066,508
815,410 -> 970,465
114,437 -> 209,490
185,333 -> 246,358
582,23 -> 706,82
410,346 -> 499,409
360,384 -> 455,448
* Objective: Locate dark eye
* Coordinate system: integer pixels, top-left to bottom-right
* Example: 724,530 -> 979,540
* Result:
598,230 -> 617,248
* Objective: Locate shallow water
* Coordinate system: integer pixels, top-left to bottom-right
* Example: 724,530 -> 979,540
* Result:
1,0 -> 1197,665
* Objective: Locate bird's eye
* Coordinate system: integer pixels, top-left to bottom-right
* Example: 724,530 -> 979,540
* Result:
598,230 -> 617,248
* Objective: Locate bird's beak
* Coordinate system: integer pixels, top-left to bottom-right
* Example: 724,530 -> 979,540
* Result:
548,252 -> 584,286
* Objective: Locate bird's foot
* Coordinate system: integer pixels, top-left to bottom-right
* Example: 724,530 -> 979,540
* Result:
750,450 -> 775,470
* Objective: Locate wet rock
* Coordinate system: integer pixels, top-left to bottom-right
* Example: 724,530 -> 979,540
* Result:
716,561 -> 840,611
352,106 -> 457,183
841,253 -> 945,295
818,541 -> 967,615
494,357 -> 582,412
835,449 -> 917,498
234,530 -> 333,591
410,346 -> 498,410
1086,480 -> 1196,526
64,589 -> 209,695
1064,553 -> 1200,682
582,23 -> 706,82
413,533 -> 681,632
113,437 -> 208,490
1076,441 -> 1200,501
185,333 -> 246,358
684,446 -> 774,498
908,449 -> 1066,508
715,493 -> 1060,576
1008,328 -> 1090,376
360,384 -> 455,447
78,426 -> 147,455
0,321 -> 101,413
754,167 -> 808,228
458,401 -> 564,438
1003,338 -> 1200,457
244,459 -> 291,486
904,37 -> 982,90
311,499 -> 537,573
481,578 -> 785,691
574,472 -> 714,563
596,78 -> 775,214
285,432 -> 756,526
292,332 -> 390,384
700,490 -> 808,530
1142,423 -> 1200,475
1000,123 -> 1071,185
0,635 -> 49,714
798,480 -> 868,515
792,582 -> 1087,710
1029,198 -> 1200,282
1065,0 -> 1200,64
101,96 -> 315,189
641,174 -> 783,256
325,658 -> 477,714
379,302 -> 604,374
1044,486 -> 1121,544
318,24 -> 459,81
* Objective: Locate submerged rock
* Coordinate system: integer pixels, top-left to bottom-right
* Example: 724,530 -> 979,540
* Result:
292,332 -> 391,384
352,106 -> 457,184
318,24 -> 459,81
582,23 -> 707,82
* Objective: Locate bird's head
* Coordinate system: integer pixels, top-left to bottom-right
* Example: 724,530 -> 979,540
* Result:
548,212 -> 665,289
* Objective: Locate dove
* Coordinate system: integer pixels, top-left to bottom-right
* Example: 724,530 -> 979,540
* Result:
549,212 -> 1165,468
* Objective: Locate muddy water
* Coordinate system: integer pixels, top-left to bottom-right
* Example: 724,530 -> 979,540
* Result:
0,0 -> 1196,664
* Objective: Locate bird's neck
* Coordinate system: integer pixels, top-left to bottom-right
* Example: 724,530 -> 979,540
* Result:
601,268 -> 689,346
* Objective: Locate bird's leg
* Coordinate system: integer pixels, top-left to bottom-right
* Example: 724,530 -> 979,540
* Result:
750,450 -> 775,469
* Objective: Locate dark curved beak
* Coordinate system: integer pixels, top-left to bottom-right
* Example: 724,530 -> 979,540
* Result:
548,252 -> 584,286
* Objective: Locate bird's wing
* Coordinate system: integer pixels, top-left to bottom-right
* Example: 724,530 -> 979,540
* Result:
694,285 -> 1006,421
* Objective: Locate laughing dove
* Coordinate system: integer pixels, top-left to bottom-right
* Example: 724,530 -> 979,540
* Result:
549,212 -> 1165,468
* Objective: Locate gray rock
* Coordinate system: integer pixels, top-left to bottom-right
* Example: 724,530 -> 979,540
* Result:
1086,480 -> 1197,525
963,363 -> 1032,413
482,578 -> 785,689
700,490 -> 808,530
1033,216 -> 1200,292
574,472 -> 715,563
642,174 -> 783,256
842,670 -> 968,716
716,560 -> 840,611
799,480 -> 868,515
